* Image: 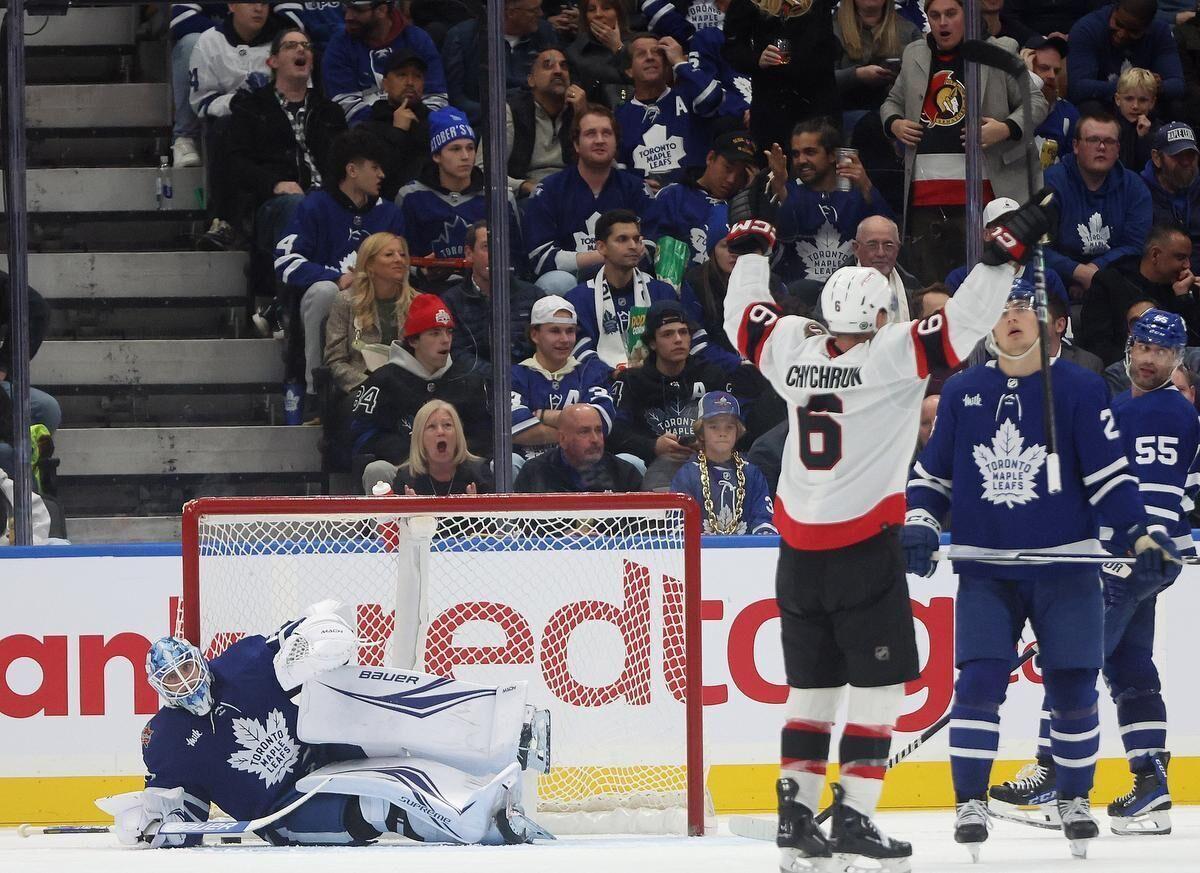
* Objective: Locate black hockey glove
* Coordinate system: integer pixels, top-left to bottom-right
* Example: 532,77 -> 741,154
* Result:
981,188 -> 1059,266
726,219 -> 777,257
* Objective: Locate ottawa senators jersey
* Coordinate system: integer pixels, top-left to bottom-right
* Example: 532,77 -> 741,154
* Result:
723,254 -> 1018,550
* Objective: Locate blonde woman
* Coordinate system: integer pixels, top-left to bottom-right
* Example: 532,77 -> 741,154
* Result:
362,399 -> 493,496
323,232 -> 418,395
722,0 -> 840,159
833,0 -> 920,112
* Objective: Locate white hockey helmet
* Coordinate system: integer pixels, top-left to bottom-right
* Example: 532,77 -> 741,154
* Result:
820,266 -> 893,334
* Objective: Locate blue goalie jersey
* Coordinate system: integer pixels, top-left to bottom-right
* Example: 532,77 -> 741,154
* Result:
142,634 -> 349,827
907,359 -> 1149,579
1103,386 -> 1200,556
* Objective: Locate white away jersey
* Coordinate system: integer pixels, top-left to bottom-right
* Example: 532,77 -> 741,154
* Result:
723,254 -> 1017,550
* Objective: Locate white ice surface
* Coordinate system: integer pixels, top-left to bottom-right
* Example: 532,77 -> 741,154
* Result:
4,808 -> 1200,872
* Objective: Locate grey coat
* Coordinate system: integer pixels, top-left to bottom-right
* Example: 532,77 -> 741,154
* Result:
879,36 -> 1049,233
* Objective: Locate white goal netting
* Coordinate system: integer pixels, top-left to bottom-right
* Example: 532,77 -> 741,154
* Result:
182,495 -> 706,835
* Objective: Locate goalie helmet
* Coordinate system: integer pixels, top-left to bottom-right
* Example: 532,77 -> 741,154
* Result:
820,266 -> 893,335
146,636 -> 213,716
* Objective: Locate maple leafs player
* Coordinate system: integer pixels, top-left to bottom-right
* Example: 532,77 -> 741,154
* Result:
904,291 -> 1180,860
988,309 -> 1198,837
110,601 -> 551,848
722,193 -> 1057,873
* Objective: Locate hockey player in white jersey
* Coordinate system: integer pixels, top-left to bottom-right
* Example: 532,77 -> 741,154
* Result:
103,600 -> 552,848
721,193 -> 1057,873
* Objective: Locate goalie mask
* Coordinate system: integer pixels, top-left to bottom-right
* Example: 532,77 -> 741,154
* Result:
1125,308 -> 1186,391
820,266 -> 893,334
146,636 -> 213,716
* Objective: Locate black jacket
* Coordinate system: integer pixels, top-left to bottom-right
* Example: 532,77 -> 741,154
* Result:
349,346 -> 492,463
362,97 -> 433,201
0,272 -> 50,374
610,355 -> 743,463
1080,260 -> 1200,365
228,84 -> 347,206
393,456 -> 494,494
722,0 -> 839,107
439,275 -> 542,378
514,447 -> 643,493
507,88 -> 575,184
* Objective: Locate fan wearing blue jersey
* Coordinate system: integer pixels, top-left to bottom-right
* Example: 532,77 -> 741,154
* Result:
904,289 -> 1180,861
988,309 -> 1199,838
511,295 -> 616,460
108,601 -> 552,849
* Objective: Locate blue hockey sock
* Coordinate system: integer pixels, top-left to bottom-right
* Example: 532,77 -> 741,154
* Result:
1045,668 -> 1100,799
1116,691 -> 1167,773
1037,699 -> 1051,762
949,700 -> 1001,802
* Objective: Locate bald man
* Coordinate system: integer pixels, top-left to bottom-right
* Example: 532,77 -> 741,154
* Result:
514,403 -> 643,492
851,216 -> 914,321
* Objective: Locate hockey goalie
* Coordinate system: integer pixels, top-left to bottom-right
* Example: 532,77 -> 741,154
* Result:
100,600 -> 553,848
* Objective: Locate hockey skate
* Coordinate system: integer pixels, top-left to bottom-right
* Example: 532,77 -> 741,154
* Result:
776,778 -> 833,873
953,798 -> 991,863
495,791 -> 555,844
1058,796 -> 1099,859
1108,752 -> 1172,836
517,706 -> 551,774
828,783 -> 912,873
987,759 -> 1061,830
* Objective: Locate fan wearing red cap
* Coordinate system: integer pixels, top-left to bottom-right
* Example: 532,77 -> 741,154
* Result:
349,293 -> 491,478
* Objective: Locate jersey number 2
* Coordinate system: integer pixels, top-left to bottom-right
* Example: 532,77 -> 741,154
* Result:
796,394 -> 842,470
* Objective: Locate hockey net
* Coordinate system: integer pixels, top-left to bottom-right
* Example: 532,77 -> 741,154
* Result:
181,493 -> 707,835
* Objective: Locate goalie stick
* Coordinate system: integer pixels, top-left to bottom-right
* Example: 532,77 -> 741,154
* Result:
940,548 -> 1198,566
730,644 -> 1040,842
152,776 -> 333,837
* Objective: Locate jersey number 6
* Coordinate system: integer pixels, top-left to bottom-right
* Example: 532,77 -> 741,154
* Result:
796,394 -> 842,471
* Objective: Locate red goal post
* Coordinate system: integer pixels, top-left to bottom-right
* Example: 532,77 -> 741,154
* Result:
180,493 -> 708,835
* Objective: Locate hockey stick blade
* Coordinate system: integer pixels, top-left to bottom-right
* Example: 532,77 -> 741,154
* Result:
157,776 -> 332,836
959,39 -> 1026,77
18,824 -> 112,837
729,814 -> 777,842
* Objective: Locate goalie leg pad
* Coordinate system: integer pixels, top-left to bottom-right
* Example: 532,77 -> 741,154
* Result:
295,756 -> 526,845
298,666 -> 530,776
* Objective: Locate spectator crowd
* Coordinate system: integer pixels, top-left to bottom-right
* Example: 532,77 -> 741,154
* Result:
109,0 -> 1200,536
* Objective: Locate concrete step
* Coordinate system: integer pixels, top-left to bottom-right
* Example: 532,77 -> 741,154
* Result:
2,166 -> 205,212
53,425 -> 322,477
58,476 -> 324,519
11,251 -> 248,301
66,514 -> 182,544
26,5 -> 138,48
26,50 -> 134,86
28,131 -> 169,169
31,338 -> 284,388
58,391 -> 277,428
18,212 -> 208,252
49,303 -> 237,341
26,83 -> 170,128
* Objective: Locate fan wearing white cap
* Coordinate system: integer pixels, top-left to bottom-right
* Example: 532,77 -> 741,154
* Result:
943,198 -> 1069,303
719,193 -> 1056,872
511,296 -> 617,460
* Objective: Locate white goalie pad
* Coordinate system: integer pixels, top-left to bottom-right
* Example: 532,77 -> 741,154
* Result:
295,756 -> 521,845
297,665 -> 529,777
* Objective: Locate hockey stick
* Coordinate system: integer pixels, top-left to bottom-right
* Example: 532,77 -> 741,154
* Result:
939,547 -> 1198,565
154,776 -> 332,837
730,644 -> 1040,842
17,824 -> 112,837
960,39 -> 1062,495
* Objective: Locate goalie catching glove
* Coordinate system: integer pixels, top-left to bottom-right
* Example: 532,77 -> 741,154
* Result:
981,189 -> 1058,266
726,219 -> 777,257
273,599 -> 359,690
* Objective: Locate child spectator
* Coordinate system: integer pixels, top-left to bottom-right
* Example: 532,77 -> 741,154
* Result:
669,391 -> 776,533
1114,67 -> 1158,171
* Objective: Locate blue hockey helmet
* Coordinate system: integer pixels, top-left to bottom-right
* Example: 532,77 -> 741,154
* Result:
146,637 -> 213,716
1129,309 -> 1187,351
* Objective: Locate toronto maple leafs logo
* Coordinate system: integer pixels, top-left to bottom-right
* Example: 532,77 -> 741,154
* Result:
972,420 -> 1047,508
633,124 -> 685,174
226,709 -> 299,787
434,214 -> 470,258
794,222 -> 852,281
1077,212 -> 1111,256
572,211 -> 601,251
690,226 -> 708,261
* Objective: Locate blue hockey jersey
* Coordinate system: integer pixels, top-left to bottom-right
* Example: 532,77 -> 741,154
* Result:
274,189 -> 406,287
274,1 -> 344,50
1103,386 -> 1200,555
775,181 -> 893,283
615,63 -> 722,183
321,12 -> 447,124
640,0 -> 752,118
511,355 -> 616,458
565,270 -> 678,367
524,165 -> 657,276
907,359 -> 1149,579
170,3 -> 223,40
395,166 -> 524,265
643,180 -> 729,265
142,634 -> 345,829
670,455 -> 776,535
